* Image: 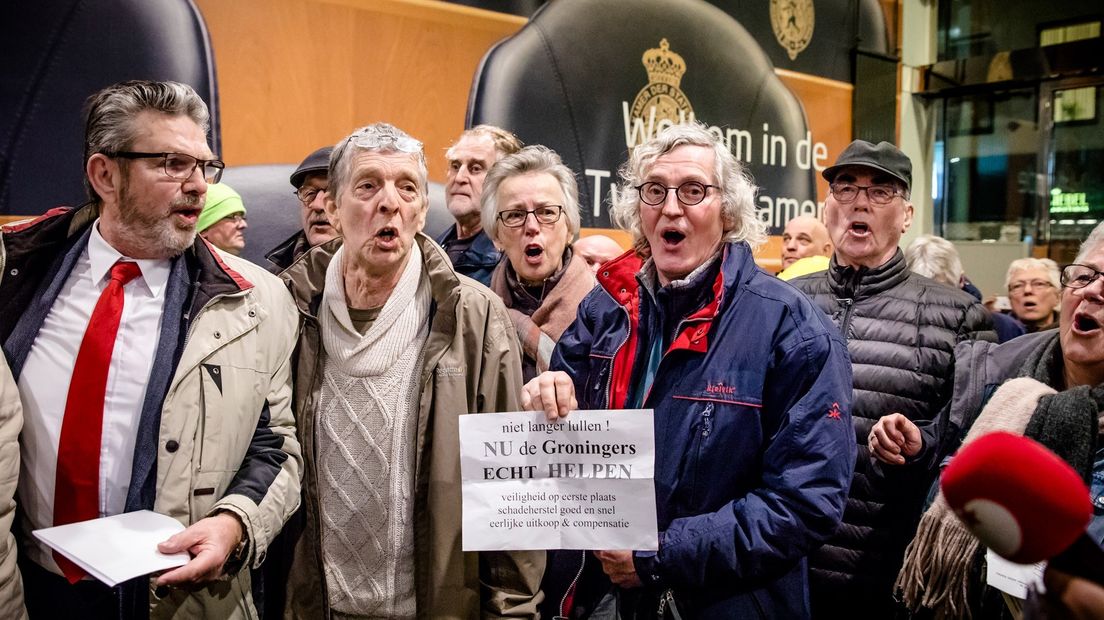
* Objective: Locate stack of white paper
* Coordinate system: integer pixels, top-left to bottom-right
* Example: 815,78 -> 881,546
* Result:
33,510 -> 191,587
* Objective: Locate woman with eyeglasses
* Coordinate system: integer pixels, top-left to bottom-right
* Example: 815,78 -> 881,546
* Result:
481,145 -> 596,382
1006,257 -> 1063,333
873,221 -> 1104,619
521,123 -> 854,619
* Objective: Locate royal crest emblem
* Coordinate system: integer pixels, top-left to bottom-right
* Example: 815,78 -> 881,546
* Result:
770,0 -> 815,61
629,39 -> 694,129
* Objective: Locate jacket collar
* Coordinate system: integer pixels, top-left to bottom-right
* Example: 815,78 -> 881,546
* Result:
827,248 -> 910,299
596,241 -> 757,353
281,232 -> 462,319
265,230 -> 310,272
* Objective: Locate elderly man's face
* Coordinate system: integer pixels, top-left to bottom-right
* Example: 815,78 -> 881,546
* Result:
1059,245 -> 1104,385
781,215 -> 831,269
574,235 -> 623,274
297,172 -> 337,247
445,134 -> 498,227
326,150 -> 427,278
824,166 -> 912,269
1009,266 -> 1060,326
641,144 -> 724,285
493,172 -> 571,286
201,212 -> 247,255
98,111 -> 211,259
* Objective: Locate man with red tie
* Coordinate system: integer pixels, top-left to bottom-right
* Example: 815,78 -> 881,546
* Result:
0,80 -> 301,619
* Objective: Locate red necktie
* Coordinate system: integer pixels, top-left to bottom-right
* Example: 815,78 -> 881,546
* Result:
53,260 -> 142,583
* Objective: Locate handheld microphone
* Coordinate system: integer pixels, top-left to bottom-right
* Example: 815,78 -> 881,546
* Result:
940,432 -> 1095,569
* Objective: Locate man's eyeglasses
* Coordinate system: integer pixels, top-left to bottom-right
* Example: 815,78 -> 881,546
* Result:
635,181 -> 716,206
497,205 -> 564,228
829,182 -> 903,206
1060,264 -> 1104,290
1008,279 -> 1055,294
104,151 -> 224,184
295,186 -> 328,205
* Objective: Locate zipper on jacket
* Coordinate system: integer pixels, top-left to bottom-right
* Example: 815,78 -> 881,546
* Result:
837,298 -> 855,341
556,550 -> 587,619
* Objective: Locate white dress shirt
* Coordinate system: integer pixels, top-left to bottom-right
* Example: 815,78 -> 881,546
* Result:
18,221 -> 170,574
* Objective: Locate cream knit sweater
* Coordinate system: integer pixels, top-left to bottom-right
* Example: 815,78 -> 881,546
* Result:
317,245 -> 430,618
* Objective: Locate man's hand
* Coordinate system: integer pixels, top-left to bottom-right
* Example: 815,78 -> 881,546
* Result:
156,512 -> 243,586
521,371 -> 577,421
869,413 -> 923,465
594,550 -> 642,589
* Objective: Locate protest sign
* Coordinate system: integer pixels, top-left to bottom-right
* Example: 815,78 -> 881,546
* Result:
459,409 -> 656,551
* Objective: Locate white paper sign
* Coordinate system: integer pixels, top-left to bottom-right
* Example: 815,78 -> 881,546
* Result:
986,548 -> 1046,599
33,510 -> 190,587
459,409 -> 657,551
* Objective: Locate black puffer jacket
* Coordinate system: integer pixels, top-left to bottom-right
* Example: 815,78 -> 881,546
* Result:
789,249 -> 996,616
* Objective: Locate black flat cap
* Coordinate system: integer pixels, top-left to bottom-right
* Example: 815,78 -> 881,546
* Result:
290,146 -> 333,189
822,140 -> 912,192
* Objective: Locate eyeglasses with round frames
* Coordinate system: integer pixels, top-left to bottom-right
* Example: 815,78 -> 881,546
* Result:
829,182 -> 903,205
1008,279 -> 1055,294
497,205 -> 564,228
1060,264 -> 1104,290
104,151 -> 224,184
294,186 -> 328,205
635,181 -> 716,206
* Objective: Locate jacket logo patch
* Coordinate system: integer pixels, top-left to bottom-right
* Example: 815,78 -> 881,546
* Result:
705,381 -> 736,395
827,402 -> 841,420
436,366 -> 464,377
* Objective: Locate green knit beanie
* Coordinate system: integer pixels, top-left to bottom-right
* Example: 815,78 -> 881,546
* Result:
198,182 -> 245,232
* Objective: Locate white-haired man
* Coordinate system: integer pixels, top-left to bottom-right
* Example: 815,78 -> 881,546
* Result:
789,140 -> 995,617
279,122 -> 542,618
437,125 -> 523,286
522,123 -> 854,618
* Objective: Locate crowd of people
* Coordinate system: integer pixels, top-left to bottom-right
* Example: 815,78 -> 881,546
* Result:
0,79 -> 1100,620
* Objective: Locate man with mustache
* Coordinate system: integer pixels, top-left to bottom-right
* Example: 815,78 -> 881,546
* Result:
266,145 -> 340,273
789,139 -> 995,617
437,125 -> 522,286
0,80 -> 301,618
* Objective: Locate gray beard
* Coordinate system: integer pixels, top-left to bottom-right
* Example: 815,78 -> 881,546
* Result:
117,180 -> 198,258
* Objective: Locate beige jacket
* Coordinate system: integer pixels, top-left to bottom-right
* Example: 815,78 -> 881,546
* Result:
280,234 -> 544,619
150,248 -> 303,619
0,355 -> 25,619
0,207 -> 302,619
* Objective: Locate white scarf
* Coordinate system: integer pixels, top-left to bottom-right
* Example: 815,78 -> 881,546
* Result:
319,243 -> 431,377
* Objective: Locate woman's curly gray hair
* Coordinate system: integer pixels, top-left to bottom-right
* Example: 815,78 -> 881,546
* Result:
610,123 -> 765,255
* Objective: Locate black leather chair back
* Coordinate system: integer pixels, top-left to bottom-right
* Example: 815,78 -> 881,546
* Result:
0,0 -> 219,216
467,0 -> 816,232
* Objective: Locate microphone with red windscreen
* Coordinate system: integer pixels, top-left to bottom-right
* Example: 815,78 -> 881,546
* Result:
940,432 -> 1103,583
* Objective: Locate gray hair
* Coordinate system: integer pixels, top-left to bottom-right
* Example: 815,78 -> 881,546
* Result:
904,234 -> 963,287
610,123 -> 765,255
480,145 -> 581,240
329,122 -> 428,200
447,124 -> 523,161
1006,257 -> 1061,290
1074,221 -> 1104,264
83,80 -> 210,203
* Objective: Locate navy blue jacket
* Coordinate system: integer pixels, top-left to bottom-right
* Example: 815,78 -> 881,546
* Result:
434,225 -> 501,286
549,242 -> 856,618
